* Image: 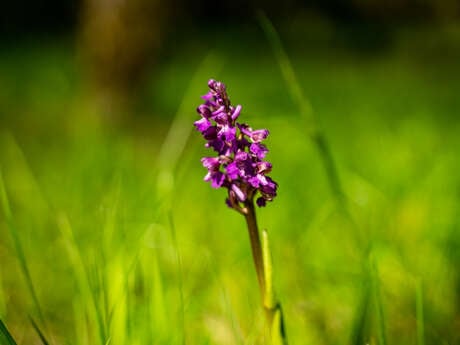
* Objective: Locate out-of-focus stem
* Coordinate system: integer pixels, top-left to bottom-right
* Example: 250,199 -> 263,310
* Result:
312,131 -> 344,202
257,12 -> 344,204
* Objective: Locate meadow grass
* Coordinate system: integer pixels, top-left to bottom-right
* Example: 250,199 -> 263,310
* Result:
0,25 -> 460,344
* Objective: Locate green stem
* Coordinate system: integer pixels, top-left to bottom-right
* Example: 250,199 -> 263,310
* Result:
243,198 -> 288,344
244,199 -> 266,298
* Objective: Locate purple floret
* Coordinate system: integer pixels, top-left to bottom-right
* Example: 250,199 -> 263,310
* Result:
194,79 -> 278,208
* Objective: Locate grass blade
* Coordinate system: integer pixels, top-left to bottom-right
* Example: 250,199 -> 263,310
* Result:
416,279 -> 425,345
156,53 -> 222,198
0,319 -> 18,345
350,277 -> 371,345
257,12 -> 344,202
57,213 -> 107,345
168,211 -> 186,345
370,255 -> 387,345
30,316 -> 50,345
0,168 -> 50,342
256,12 -> 313,124
151,251 -> 167,337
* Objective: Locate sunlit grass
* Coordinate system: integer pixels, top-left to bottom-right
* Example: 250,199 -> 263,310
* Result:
1,27 -> 460,344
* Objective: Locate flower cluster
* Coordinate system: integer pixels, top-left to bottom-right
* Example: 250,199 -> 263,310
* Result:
194,79 -> 278,208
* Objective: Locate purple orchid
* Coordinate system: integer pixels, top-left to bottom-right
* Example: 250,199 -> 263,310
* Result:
194,79 -> 278,209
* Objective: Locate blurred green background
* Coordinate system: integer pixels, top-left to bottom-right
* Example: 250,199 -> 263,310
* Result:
1,1 -> 460,344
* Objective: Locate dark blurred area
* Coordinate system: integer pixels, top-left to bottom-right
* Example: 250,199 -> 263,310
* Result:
1,0 -> 459,128
2,0 -> 459,39
1,0 -> 459,114
0,0 -> 79,38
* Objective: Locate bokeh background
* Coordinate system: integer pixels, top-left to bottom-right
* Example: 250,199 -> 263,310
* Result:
1,1 -> 460,344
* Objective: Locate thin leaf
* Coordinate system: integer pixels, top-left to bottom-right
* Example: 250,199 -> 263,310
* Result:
156,53 -> 223,198
416,279 -> 425,345
57,213 -> 107,345
257,12 -> 344,202
168,211 -> 186,345
350,280 -> 371,345
370,255 -> 387,345
0,168 -> 50,341
0,319 -> 18,345
261,230 -> 288,345
30,316 -> 50,345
